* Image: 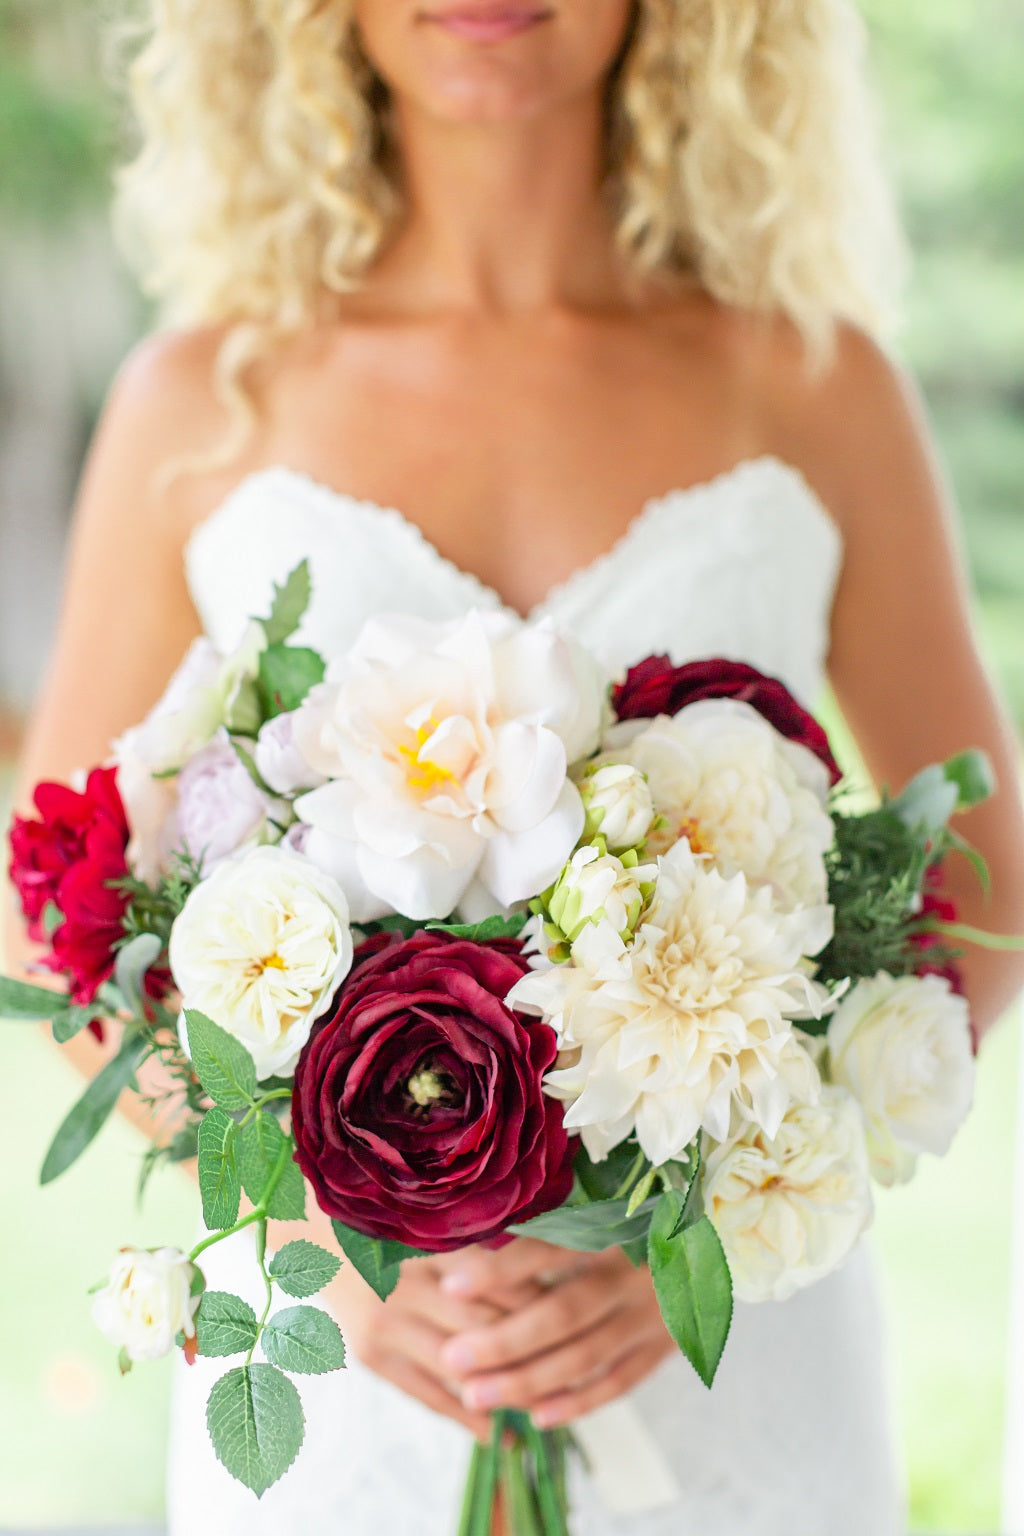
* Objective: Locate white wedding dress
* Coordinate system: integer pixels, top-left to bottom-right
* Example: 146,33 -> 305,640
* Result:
170,458 -> 904,1535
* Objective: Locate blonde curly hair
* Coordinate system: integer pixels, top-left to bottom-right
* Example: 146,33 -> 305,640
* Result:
116,0 -> 904,389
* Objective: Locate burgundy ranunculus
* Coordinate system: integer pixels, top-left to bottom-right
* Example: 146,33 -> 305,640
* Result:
291,930 -> 575,1252
612,655 -> 842,785
8,766 -> 132,1010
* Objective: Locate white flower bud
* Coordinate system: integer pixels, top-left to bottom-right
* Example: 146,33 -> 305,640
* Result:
548,844 -> 654,948
580,763 -> 655,850
92,1247 -> 200,1363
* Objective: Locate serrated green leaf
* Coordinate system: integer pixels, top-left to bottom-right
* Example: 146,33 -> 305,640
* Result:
114,932 -> 163,1014
268,1240 -> 342,1298
40,1032 -> 149,1185
262,1305 -> 346,1374
195,1291 -> 260,1358
206,1364 -> 304,1497
237,1113 -> 306,1220
198,1107 -> 241,1230
0,974 -> 67,1021
424,913 -> 530,942
330,1221 -> 426,1301
257,645 -> 326,719
186,1010 -> 258,1111
260,561 -> 313,648
509,1194 -> 659,1252
648,1196 -> 732,1388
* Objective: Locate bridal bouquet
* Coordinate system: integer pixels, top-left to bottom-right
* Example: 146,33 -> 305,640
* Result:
4,563 -> 1003,1532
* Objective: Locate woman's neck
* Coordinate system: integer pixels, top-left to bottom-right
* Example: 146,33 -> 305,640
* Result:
370,91 -> 630,314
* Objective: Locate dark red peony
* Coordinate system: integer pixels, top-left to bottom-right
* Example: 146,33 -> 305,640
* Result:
291,930 -> 575,1252
612,655 -> 842,785
8,766 -> 131,1009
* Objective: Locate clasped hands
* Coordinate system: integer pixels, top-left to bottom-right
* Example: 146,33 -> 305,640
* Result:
339,1236 -> 674,1442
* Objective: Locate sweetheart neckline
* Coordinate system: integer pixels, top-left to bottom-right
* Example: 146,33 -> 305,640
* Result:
185,453 -> 842,625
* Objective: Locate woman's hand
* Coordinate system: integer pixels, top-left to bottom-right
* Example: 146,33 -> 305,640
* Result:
435,1239 -> 674,1428
323,1246 -> 545,1442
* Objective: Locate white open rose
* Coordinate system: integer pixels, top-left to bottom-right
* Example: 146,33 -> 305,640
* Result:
602,699 -> 834,911
704,1087 -> 874,1303
92,1246 -> 200,1362
512,838 -> 830,1166
170,845 -> 353,1079
291,609 -> 605,921
826,970 -> 975,1186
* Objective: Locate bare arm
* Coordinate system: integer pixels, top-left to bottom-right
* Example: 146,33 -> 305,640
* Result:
817,329 -> 1024,1037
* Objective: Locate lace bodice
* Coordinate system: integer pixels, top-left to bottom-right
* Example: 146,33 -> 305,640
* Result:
170,458 -> 904,1536
184,456 -> 842,708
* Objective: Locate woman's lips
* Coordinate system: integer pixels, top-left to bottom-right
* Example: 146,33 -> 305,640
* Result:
422,4 -> 552,44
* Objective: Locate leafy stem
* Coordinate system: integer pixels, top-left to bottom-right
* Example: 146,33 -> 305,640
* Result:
246,1217 -> 274,1367
189,1132 -> 293,1266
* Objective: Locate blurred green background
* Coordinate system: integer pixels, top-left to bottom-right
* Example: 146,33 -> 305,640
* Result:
0,0 -> 1022,1531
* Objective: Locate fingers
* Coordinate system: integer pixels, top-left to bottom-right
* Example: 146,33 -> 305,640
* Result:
437,1239 -> 589,1302
440,1260 -> 621,1378
375,1355 -> 495,1442
456,1300 -> 667,1414
532,1340 -> 672,1428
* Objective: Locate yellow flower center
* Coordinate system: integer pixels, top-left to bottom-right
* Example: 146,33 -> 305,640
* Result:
398,720 -> 457,795
677,816 -> 715,858
407,1069 -> 448,1107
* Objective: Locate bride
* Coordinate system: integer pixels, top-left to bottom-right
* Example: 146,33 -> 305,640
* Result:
15,0 -> 1024,1531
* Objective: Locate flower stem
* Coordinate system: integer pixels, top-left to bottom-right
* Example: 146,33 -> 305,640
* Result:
188,1133 -> 293,1265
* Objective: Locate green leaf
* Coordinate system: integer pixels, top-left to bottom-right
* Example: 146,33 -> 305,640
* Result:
231,737 -> 275,797
424,913 -> 530,943
197,1107 -> 241,1230
40,1032 -> 149,1185
260,560 -> 313,647
237,1113 -> 306,1221
890,761 -> 966,836
942,749 -> 996,811
509,1194 -> 659,1252
268,1240 -> 342,1299
262,1305 -> 347,1374
113,932 -> 163,1014
195,1291 -> 260,1358
206,1364 -> 305,1497
648,1196 -> 732,1389
257,645 -> 325,719
330,1221 -> 427,1301
185,1010 -> 258,1111
0,975 -> 66,1021
51,1004 -> 106,1044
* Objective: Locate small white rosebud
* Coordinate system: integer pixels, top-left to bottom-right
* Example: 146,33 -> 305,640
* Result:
580,763 -> 655,851
92,1247 -> 201,1363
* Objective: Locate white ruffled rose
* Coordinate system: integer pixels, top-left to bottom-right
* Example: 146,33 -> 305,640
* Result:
291,609 -> 605,921
92,1247 -> 200,1362
170,845 -> 353,1079
704,1087 -> 874,1303
826,971 -> 975,1186
511,838 -> 830,1166
602,698 -> 833,911
176,731 -> 280,873
112,625 -> 265,880
578,763 -> 655,850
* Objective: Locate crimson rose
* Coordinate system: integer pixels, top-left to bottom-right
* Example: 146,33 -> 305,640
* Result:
612,655 -> 841,784
8,766 -> 131,1008
291,930 -> 575,1251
